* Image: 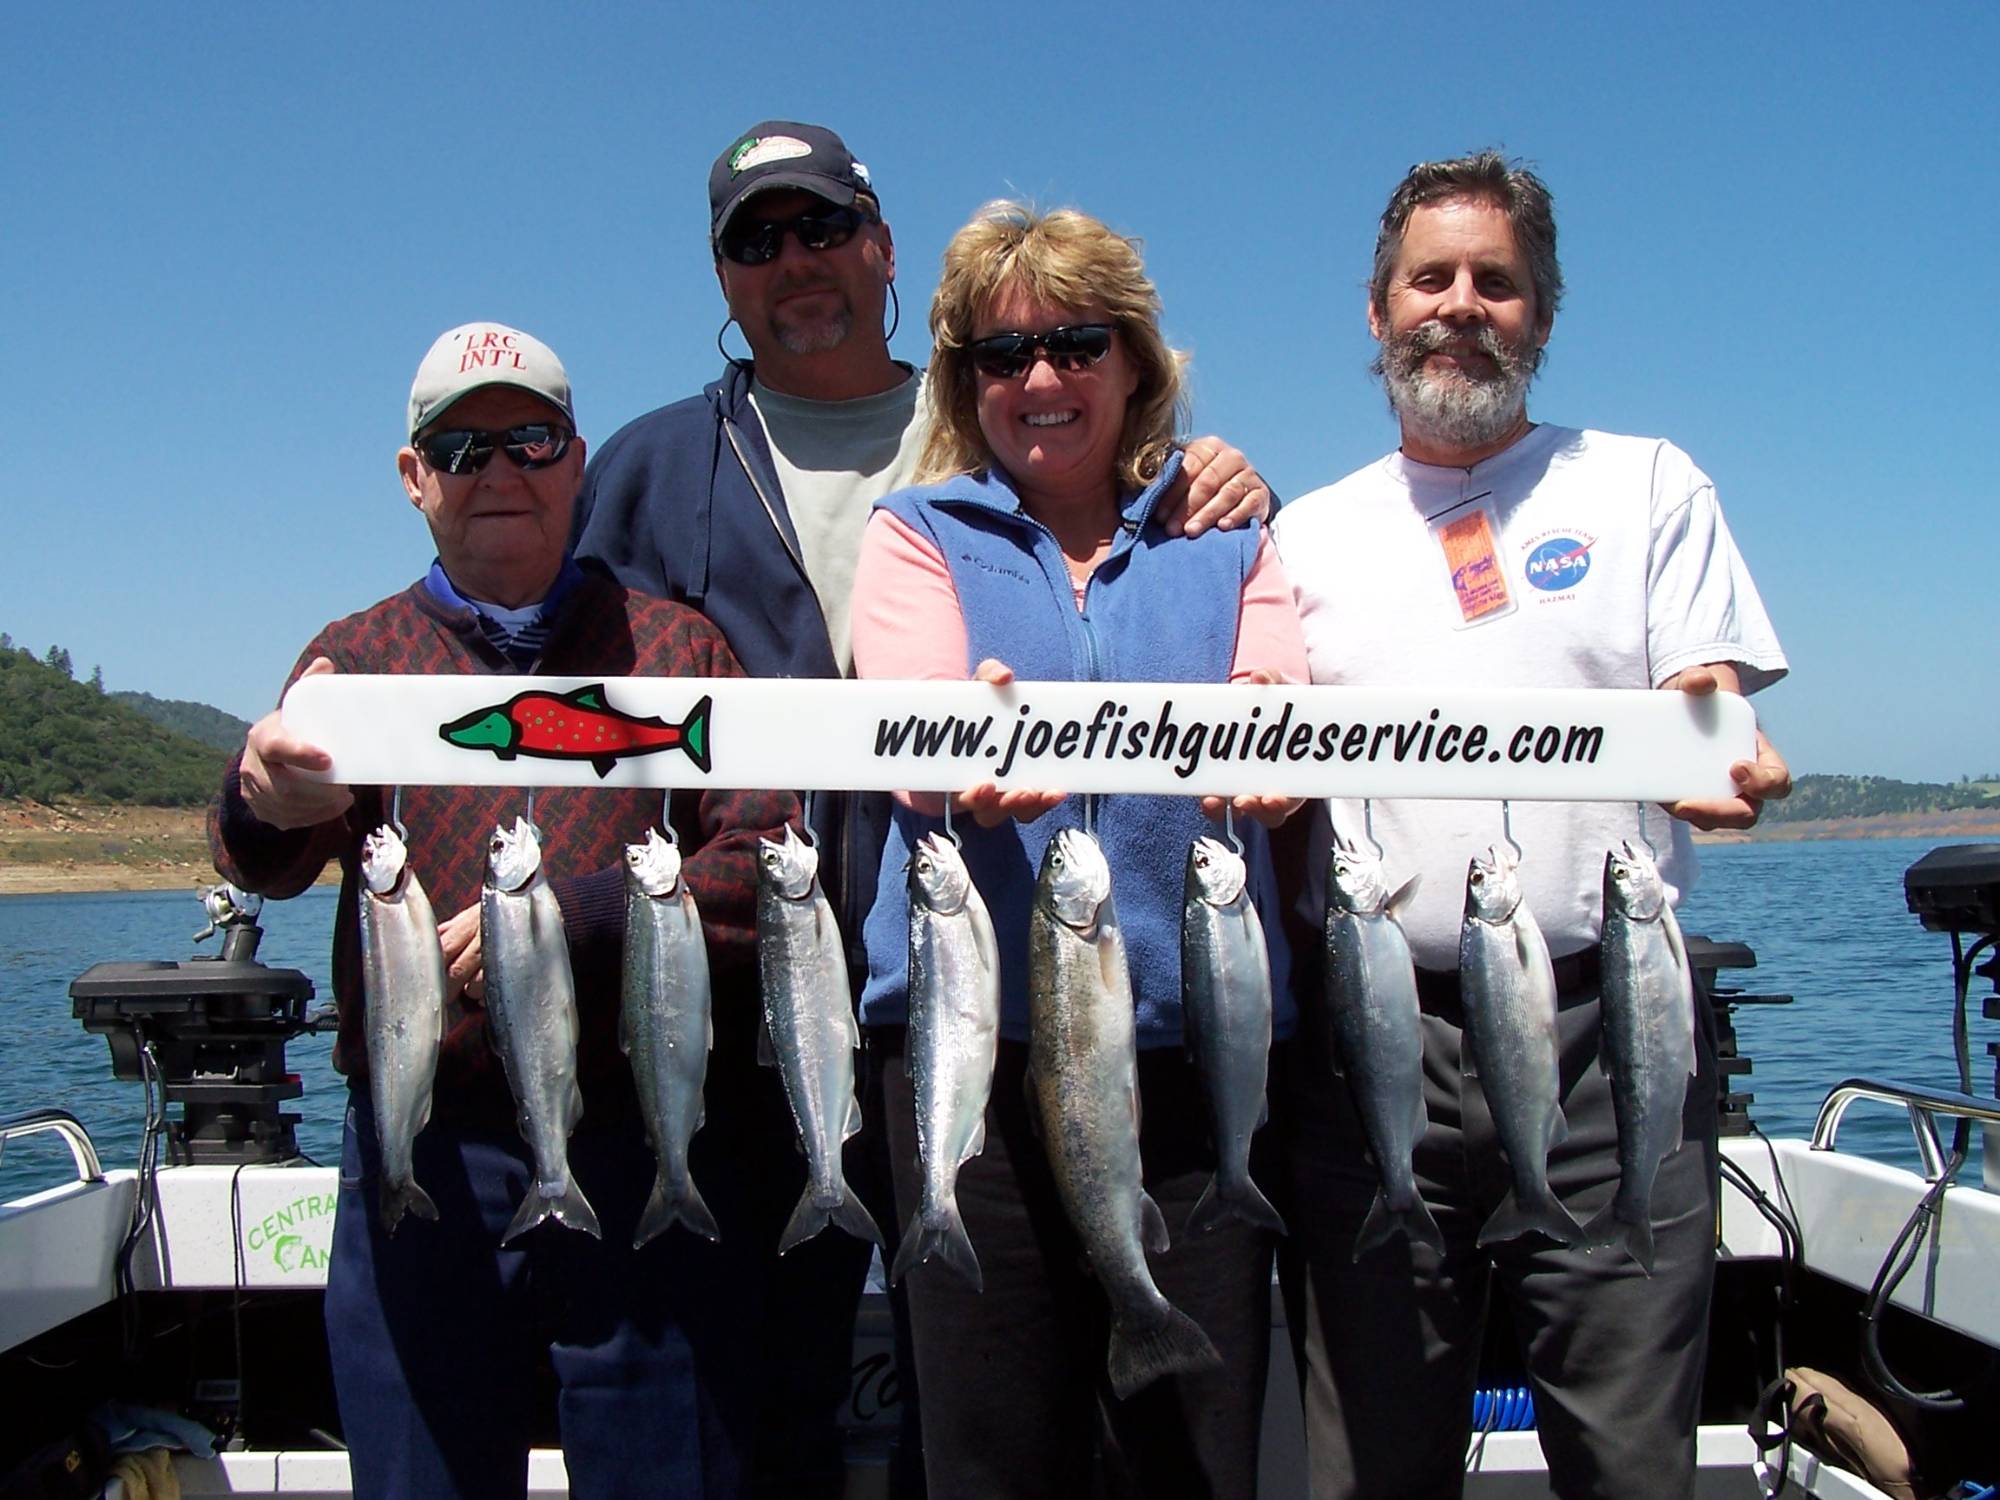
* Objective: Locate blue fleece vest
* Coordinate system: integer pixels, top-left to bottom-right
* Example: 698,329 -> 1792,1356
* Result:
858,455 -> 1296,1047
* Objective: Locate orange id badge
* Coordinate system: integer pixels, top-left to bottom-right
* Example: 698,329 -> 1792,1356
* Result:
1432,502 -> 1516,628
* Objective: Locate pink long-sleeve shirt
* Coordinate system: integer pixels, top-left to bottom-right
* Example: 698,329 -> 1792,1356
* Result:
851,508 -> 1311,808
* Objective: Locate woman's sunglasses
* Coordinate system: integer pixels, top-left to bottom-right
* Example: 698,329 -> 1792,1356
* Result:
716,204 -> 871,267
416,424 -> 573,476
966,323 -> 1115,380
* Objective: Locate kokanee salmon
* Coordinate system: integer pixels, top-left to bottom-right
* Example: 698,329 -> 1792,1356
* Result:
438,685 -> 712,778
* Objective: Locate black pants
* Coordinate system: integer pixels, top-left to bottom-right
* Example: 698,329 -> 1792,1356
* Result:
1282,969 -> 1718,1500
875,1027 -> 1286,1499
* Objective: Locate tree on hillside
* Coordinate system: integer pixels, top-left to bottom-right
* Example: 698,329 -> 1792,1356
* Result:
44,645 -> 73,679
90,665 -> 105,693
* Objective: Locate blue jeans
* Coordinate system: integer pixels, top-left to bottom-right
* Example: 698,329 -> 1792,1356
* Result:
327,1094 -> 760,1499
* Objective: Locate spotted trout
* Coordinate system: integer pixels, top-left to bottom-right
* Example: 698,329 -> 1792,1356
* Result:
1323,838 -> 1444,1259
891,832 -> 1001,1289
1458,843 -> 1583,1248
1028,828 -> 1220,1400
1180,837 -> 1285,1237
1588,841 -> 1697,1273
483,817 -> 600,1243
757,825 -> 882,1254
358,824 -> 445,1234
621,829 -> 719,1248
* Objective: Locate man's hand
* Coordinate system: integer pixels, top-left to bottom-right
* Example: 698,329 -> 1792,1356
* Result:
956,658 -> 1067,827
439,904 -> 484,1003
238,658 -> 354,830
1662,664 -> 1792,831
1199,670 -> 1303,828
1166,436 -> 1272,538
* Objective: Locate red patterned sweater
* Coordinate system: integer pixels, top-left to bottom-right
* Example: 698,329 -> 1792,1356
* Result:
208,574 -> 797,1136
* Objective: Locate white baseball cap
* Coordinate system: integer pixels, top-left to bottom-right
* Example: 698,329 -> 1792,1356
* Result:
407,322 -> 574,438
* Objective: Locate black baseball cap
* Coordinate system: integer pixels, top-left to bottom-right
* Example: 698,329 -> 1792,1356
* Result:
709,121 -> 876,246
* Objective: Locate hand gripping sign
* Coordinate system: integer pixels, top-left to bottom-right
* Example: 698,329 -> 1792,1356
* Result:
280,676 -> 1754,803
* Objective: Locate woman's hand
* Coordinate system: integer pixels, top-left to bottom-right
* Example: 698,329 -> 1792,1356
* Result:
956,658 -> 1068,826
1199,669 -> 1303,828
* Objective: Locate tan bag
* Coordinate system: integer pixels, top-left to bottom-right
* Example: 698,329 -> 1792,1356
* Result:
1782,1365 -> 1921,1500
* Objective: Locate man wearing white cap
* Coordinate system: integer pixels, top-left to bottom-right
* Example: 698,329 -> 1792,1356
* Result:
210,323 -> 794,1499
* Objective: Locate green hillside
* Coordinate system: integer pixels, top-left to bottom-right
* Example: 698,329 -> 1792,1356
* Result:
0,642 -> 227,806
1762,773 -> 2000,823
109,690 -> 251,752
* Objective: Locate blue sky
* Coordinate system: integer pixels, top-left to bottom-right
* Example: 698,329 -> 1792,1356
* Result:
4,2 -> 1993,782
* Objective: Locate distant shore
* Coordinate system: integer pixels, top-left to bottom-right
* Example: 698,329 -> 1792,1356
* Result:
4,800 -> 1998,898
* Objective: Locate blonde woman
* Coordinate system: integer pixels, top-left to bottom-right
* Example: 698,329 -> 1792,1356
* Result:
850,203 -> 1306,1497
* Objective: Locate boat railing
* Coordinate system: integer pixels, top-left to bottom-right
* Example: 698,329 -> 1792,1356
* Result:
1812,1077 -> 2000,1183
0,1108 -> 105,1189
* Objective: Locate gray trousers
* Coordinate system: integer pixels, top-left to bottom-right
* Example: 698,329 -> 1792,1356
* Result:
1282,967 -> 1718,1500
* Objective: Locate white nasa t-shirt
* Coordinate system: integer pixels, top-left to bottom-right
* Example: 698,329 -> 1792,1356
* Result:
1271,424 -> 1788,969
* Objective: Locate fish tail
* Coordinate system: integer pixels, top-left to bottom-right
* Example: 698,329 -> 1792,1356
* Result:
1184,1172 -> 1288,1238
1582,1203 -> 1656,1275
379,1176 -> 439,1236
676,694 -> 714,774
889,1199 -> 982,1290
779,1178 -> 884,1255
633,1171 -> 721,1249
1351,1187 -> 1445,1261
1106,1303 -> 1222,1401
501,1176 -> 602,1245
1477,1188 -> 1583,1249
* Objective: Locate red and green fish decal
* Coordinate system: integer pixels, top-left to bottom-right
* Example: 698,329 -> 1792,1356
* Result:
439,686 -> 712,778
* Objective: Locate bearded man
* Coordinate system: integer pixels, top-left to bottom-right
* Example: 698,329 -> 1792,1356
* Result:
1269,153 -> 1792,1499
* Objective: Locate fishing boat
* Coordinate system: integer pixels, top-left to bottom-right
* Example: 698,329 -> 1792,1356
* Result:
3,851 -> 1996,1498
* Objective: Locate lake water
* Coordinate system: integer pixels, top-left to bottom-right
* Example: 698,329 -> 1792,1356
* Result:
2,837 -> 1995,1198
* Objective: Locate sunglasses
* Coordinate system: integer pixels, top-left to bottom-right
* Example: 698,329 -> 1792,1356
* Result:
416,424 -> 573,476
966,323 -> 1115,380
717,203 -> 872,267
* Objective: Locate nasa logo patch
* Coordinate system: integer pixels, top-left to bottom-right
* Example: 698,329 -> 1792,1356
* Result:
1524,535 -> 1594,593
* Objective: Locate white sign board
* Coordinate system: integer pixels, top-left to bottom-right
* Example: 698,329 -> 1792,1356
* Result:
282,675 -> 1755,803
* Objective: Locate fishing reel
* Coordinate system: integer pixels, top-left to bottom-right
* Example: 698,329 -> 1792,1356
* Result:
70,884 -> 322,1166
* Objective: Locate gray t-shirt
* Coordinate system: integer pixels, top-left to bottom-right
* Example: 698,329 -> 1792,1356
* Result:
749,370 -> 927,676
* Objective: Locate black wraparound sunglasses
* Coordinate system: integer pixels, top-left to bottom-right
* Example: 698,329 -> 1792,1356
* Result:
716,204 -> 872,267
966,323 -> 1115,380
416,424 -> 573,475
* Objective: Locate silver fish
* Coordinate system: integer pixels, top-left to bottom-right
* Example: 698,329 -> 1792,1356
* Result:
1587,841 -> 1697,1273
1458,843 -> 1583,1248
621,830 -> 719,1248
1323,838 -> 1444,1259
757,825 -> 882,1253
483,817 -> 599,1243
1028,828 -> 1220,1400
1180,837 -> 1285,1237
891,832 -> 1001,1289
358,824 -> 445,1234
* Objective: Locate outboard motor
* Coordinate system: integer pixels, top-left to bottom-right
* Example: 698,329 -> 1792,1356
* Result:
70,884 -> 319,1165
1904,844 -> 2000,1188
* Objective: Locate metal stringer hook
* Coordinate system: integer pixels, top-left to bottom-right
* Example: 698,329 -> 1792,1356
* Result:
942,795 -> 962,849
1082,792 -> 1098,839
1500,799 -> 1524,863
797,789 -> 818,846
524,785 -> 540,840
1635,800 -> 1658,859
1361,798 -> 1385,861
659,787 -> 679,845
389,785 -> 407,841
1222,802 -> 1244,855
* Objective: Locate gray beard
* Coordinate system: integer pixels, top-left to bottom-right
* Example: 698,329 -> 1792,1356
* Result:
770,303 -> 854,356
1377,321 -> 1538,453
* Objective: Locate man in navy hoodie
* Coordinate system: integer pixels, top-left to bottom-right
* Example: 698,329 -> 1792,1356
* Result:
573,121 -> 1272,1496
